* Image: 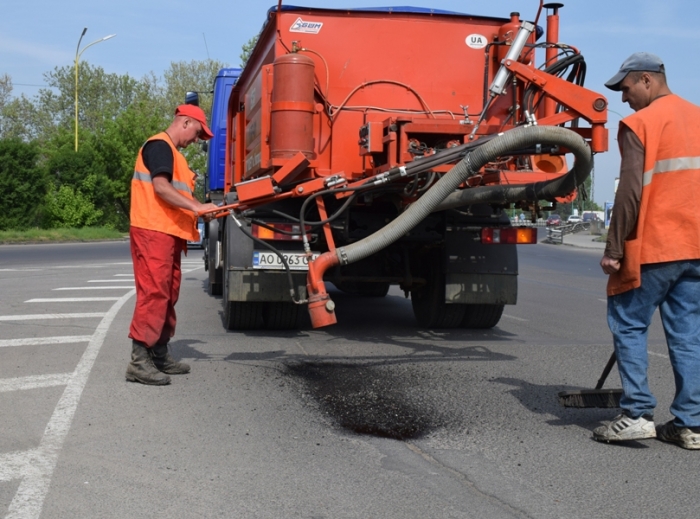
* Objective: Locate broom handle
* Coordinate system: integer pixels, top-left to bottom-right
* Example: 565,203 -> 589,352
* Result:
595,351 -> 617,390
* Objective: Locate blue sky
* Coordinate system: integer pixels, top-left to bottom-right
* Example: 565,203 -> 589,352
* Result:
2,0 -> 699,205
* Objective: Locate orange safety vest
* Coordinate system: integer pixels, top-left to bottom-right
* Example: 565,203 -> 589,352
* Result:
130,132 -> 199,242
608,94 -> 700,296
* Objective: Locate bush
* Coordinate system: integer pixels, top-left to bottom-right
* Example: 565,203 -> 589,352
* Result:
0,138 -> 47,230
42,175 -> 103,228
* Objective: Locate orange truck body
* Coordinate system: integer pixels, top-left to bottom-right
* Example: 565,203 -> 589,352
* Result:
207,3 -> 607,330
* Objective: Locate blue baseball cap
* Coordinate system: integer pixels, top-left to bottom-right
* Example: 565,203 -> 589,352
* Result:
605,52 -> 665,91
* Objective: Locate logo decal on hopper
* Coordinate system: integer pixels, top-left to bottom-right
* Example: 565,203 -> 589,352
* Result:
290,17 -> 323,34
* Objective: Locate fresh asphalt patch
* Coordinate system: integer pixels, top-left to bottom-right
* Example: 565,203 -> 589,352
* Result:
284,361 -> 449,440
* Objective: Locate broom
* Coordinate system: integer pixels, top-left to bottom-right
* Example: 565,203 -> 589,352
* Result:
558,351 -> 622,408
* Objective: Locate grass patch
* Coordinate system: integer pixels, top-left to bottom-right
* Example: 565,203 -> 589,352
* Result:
0,227 -> 127,244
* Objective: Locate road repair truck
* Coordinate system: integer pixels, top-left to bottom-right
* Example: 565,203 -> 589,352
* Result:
197,1 -> 608,331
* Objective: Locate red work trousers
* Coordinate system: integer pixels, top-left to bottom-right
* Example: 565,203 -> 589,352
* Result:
128,226 -> 184,348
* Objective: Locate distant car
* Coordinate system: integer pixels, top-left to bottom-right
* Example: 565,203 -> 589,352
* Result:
546,214 -> 562,227
187,218 -> 205,249
582,212 -> 599,223
567,215 -> 582,224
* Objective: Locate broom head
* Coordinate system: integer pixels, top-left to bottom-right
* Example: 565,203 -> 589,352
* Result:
558,388 -> 622,408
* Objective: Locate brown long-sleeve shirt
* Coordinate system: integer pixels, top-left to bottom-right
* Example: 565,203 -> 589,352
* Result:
604,125 -> 645,259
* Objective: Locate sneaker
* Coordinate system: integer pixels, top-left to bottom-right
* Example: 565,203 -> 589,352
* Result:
656,421 -> 700,450
593,413 -> 656,442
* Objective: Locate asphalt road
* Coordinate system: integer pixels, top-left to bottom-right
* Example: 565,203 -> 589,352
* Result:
0,239 -> 697,519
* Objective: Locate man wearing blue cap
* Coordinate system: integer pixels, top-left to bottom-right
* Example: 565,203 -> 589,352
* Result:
594,52 -> 700,449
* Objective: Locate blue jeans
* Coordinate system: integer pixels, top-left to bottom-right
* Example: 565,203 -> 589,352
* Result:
608,260 -> 700,427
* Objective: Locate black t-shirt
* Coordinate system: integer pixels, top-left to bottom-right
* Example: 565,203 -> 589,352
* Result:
142,140 -> 174,180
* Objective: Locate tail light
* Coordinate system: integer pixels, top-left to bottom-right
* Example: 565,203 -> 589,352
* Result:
481,227 -> 537,244
252,223 -> 312,241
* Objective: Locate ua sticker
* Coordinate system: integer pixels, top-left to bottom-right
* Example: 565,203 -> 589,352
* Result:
290,17 -> 323,34
466,34 -> 488,49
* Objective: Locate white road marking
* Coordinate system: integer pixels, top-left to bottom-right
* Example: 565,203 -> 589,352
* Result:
0,373 -> 72,393
0,313 -> 106,322
1,289 -> 135,518
0,336 -> 92,348
598,299 -> 607,303
26,297 -> 121,303
113,274 -> 134,277
53,286 -> 135,291
502,314 -> 529,322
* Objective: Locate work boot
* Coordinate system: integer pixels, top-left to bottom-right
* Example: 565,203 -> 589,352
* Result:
150,342 -> 191,375
125,341 -> 171,385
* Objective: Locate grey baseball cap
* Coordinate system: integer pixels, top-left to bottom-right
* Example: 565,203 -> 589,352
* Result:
605,52 -> 665,91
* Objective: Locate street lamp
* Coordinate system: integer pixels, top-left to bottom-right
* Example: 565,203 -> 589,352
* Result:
74,29 -> 116,151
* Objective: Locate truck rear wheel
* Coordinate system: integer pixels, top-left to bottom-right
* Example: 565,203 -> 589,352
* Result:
206,218 -> 223,296
461,304 -> 504,329
221,219 -> 264,330
411,251 -> 465,328
263,302 -> 301,330
222,300 -> 264,330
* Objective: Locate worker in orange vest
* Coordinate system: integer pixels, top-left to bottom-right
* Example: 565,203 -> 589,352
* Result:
594,53 -> 700,449
126,104 -> 219,385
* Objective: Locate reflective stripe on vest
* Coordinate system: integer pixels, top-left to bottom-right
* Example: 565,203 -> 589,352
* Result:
642,156 -> 700,186
132,170 -> 194,196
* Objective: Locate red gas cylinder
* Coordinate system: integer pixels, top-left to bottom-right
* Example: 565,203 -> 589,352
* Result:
270,53 -> 316,160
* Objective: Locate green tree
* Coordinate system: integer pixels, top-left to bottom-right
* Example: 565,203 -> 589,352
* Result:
0,74 -> 11,109
240,35 -> 259,68
29,62 -> 145,144
0,95 -> 38,141
0,139 -> 47,230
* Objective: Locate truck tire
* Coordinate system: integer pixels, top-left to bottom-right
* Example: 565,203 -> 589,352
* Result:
263,302 -> 301,330
206,218 -> 223,296
335,281 -> 390,297
221,219 -> 263,330
461,304 -> 504,329
222,300 -> 264,330
411,251 -> 465,328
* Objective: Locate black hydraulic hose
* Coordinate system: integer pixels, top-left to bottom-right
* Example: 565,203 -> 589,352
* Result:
333,125 -> 592,266
300,190 -> 360,228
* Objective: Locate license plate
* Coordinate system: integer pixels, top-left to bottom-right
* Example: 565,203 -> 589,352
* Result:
252,251 -> 320,270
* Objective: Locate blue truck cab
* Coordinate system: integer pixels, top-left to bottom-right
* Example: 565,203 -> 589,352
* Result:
207,68 -> 242,202
191,68 -> 241,292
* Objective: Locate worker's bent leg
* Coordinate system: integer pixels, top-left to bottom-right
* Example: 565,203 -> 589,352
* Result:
128,227 -> 180,348
659,260 -> 700,428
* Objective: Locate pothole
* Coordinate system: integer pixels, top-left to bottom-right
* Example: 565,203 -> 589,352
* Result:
285,362 -> 446,440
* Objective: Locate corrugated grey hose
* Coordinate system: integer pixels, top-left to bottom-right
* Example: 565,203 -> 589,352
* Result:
335,125 -> 593,266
